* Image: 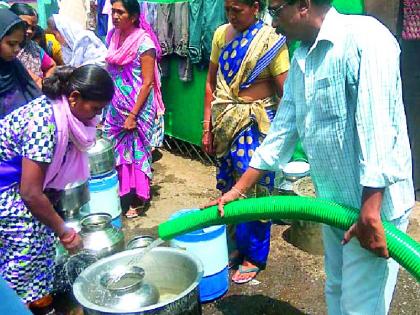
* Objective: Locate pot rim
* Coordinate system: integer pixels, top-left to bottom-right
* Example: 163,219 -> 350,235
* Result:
80,213 -> 113,232
126,235 -> 155,250
73,247 -> 204,313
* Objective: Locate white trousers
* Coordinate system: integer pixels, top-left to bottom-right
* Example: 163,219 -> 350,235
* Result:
323,209 -> 411,315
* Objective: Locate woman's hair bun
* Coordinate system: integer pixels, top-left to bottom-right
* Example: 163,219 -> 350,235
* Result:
42,66 -> 75,99
42,65 -> 114,102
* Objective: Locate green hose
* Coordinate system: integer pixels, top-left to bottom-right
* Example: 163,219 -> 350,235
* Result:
158,196 -> 420,282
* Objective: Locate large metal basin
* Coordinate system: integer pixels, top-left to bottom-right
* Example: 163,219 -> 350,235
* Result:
73,247 -> 203,315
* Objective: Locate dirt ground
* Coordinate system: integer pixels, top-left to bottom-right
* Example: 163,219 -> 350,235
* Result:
120,150 -> 420,315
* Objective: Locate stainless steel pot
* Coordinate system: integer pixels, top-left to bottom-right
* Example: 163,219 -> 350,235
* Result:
99,266 -> 160,308
80,213 -> 125,259
73,247 -> 203,315
126,236 -> 156,251
58,181 -> 90,219
88,130 -> 115,176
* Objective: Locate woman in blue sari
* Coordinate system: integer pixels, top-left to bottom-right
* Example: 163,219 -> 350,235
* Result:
202,0 -> 289,284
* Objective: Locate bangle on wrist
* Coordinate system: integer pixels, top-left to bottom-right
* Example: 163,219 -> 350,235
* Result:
201,120 -> 211,124
60,228 -> 77,245
128,112 -> 137,118
232,186 -> 247,199
202,129 -> 210,133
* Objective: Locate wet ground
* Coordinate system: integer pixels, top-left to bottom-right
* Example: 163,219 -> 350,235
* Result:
57,150 -> 420,314
121,151 -> 420,315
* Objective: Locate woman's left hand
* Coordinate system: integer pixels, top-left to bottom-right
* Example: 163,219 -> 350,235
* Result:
124,115 -> 137,130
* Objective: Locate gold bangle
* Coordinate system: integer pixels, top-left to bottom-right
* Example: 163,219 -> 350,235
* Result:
128,112 -> 137,117
202,120 -> 211,124
232,186 -> 247,199
202,129 -> 210,133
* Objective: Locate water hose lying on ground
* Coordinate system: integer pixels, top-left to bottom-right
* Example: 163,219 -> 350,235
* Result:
158,196 -> 420,282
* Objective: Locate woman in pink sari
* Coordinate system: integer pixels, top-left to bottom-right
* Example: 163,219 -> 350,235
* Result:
104,0 -> 164,218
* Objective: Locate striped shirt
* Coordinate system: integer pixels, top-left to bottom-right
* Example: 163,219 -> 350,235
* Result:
249,8 -> 414,220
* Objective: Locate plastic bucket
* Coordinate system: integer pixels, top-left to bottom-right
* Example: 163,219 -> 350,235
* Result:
88,171 -> 122,221
169,209 -> 229,302
111,214 -> 122,229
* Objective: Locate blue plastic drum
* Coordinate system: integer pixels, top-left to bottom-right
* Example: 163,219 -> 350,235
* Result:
88,171 -> 122,226
169,209 -> 229,302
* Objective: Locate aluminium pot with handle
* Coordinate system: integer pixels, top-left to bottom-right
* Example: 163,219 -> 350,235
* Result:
79,213 -> 125,259
87,130 -> 115,177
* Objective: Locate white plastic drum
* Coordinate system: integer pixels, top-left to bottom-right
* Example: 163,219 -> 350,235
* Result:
88,171 -> 122,221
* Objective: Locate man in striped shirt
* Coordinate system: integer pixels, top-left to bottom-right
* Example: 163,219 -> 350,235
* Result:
210,0 -> 415,314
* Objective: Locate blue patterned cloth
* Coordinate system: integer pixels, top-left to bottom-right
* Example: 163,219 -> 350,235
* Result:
216,109 -> 276,193
217,108 -> 276,266
218,20 -> 264,86
0,97 -> 57,303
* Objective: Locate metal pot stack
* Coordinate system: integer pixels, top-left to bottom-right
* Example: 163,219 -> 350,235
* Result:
86,129 -> 123,228
53,180 -> 91,294
53,129 -> 123,294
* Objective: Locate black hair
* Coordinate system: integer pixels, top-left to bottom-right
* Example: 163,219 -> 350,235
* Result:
3,20 -> 26,38
110,0 -> 140,27
42,65 -> 115,102
237,0 -> 267,11
9,3 -> 36,16
33,25 -> 47,51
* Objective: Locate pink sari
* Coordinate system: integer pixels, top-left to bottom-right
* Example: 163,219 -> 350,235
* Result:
105,26 -> 163,200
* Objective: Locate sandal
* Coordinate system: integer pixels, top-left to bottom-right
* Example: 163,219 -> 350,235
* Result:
231,264 -> 260,284
125,207 -> 139,219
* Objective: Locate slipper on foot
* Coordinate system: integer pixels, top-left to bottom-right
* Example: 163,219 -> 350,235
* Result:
231,265 -> 260,284
125,207 -> 139,219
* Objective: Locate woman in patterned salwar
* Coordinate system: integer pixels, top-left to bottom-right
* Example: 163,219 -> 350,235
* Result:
0,65 -> 114,312
104,0 -> 164,218
202,0 -> 289,284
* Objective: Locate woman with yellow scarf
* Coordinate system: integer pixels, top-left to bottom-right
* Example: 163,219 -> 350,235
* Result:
202,0 -> 289,284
